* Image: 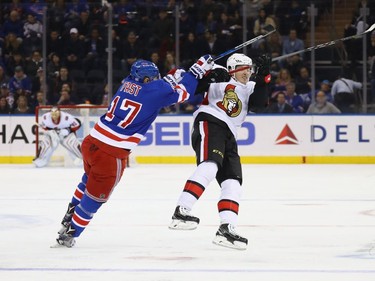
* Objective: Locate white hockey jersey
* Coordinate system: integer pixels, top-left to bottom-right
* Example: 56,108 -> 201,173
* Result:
193,78 -> 256,138
41,111 -> 81,132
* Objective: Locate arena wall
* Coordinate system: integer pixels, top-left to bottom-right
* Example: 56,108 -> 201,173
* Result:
1,115 -> 374,164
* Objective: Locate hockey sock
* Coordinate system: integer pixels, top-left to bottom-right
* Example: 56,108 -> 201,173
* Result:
218,179 -> 242,226
71,173 -> 88,206
71,194 -> 102,237
177,161 -> 218,210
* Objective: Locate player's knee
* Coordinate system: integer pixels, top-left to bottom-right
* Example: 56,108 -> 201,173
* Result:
218,176 -> 242,187
79,195 -> 103,215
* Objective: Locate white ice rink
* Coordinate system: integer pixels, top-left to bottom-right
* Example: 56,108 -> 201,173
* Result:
0,164 -> 374,281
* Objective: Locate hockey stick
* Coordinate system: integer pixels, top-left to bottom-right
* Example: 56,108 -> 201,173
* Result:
272,23 -> 375,62
210,24 -> 276,62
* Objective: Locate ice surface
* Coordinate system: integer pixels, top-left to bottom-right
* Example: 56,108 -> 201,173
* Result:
0,164 -> 374,281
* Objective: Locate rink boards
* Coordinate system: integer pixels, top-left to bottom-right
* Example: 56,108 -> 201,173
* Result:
0,114 -> 375,164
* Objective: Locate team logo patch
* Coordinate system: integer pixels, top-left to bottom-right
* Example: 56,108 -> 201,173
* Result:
216,84 -> 242,117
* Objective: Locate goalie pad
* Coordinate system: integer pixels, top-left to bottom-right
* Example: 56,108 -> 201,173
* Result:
60,133 -> 82,159
33,130 -> 60,168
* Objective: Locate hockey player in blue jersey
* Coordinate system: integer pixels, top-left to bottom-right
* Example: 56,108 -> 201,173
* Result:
54,55 -> 214,247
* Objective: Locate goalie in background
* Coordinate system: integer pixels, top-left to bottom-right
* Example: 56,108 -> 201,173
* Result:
33,106 -> 82,168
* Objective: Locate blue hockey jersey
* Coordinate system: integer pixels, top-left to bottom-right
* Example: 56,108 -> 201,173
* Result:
90,72 -> 198,150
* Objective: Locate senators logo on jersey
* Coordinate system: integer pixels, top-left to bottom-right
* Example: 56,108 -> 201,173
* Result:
216,84 -> 242,117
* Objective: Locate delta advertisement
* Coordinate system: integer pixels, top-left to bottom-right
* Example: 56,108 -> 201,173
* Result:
0,115 -> 374,163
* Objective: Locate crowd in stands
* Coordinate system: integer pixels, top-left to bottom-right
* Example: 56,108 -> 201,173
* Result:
0,0 -> 365,116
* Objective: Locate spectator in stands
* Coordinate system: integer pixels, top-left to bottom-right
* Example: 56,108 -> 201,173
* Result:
285,82 -> 304,113
47,1 -> 66,33
49,66 -> 72,104
63,28 -> 85,70
57,89 -> 74,105
1,83 -> 14,110
181,32 -> 200,68
47,30 -> 64,58
111,29 -> 123,70
8,66 -> 32,98
31,67 -> 44,95
179,9 -> 196,42
150,52 -> 165,75
5,51 -> 25,77
47,52 -> 62,80
83,27 -> 106,73
22,14 -> 43,59
34,91 -> 49,107
318,80 -> 333,102
306,91 -> 341,114
0,96 -> 12,114
196,29 -> 225,60
266,31 -> 282,59
295,66 -> 311,95
23,13 -> 43,39
281,28 -> 304,68
3,32 -> 24,59
0,65 -> 10,86
163,51 -> 176,75
0,10 -> 23,42
253,8 -> 276,48
331,76 -> 362,113
152,8 -> 174,56
24,50 -> 43,78
266,92 -> 294,113
64,0 -> 90,31
13,95 -> 33,114
76,10 -> 92,39
122,30 -> 142,72
271,68 -> 292,98
196,10 -> 217,37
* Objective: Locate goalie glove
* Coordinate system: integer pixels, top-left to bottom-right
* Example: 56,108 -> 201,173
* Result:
253,54 -> 272,84
189,55 -> 214,79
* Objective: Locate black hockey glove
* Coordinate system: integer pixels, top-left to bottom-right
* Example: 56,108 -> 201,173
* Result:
253,54 -> 271,76
195,67 -> 231,94
253,54 -> 272,84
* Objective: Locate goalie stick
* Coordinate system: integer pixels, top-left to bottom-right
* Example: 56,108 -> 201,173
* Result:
272,23 -> 375,62
210,24 -> 276,63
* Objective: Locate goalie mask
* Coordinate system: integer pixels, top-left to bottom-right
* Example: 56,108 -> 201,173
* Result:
226,53 -> 253,77
50,106 -> 61,123
130,60 -> 160,82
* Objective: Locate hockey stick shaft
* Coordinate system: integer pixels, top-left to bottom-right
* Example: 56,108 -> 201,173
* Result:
211,25 -> 276,62
272,23 -> 375,62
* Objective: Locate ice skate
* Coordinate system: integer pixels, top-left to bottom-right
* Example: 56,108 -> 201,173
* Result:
212,223 -> 247,250
58,203 -> 76,234
52,224 -> 76,248
169,206 -> 200,230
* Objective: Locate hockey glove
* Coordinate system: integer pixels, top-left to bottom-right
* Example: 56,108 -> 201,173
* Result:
195,66 -> 231,94
163,68 -> 186,88
189,55 -> 214,79
253,54 -> 272,83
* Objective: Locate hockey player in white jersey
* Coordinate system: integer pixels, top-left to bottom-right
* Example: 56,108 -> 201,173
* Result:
169,53 -> 271,250
33,106 -> 82,167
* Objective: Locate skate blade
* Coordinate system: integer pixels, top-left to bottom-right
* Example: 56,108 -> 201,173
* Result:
169,219 -> 198,230
212,235 -> 247,250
